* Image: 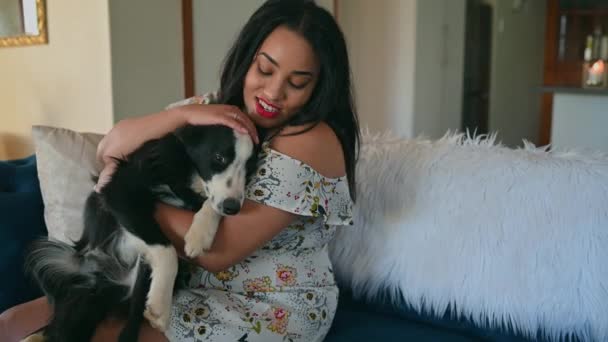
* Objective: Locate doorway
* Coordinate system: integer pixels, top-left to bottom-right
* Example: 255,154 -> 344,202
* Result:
461,0 -> 493,136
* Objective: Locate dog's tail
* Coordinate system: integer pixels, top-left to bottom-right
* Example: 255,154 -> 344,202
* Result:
25,239 -> 132,342
24,238 -> 118,342
25,190 -> 127,296
24,190 -> 135,342
25,239 -> 96,302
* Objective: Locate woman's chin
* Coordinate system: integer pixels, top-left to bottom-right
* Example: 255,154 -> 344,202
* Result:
252,117 -> 280,129
246,109 -> 280,128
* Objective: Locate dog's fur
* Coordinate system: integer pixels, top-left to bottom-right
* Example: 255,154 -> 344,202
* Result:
24,124 -> 257,342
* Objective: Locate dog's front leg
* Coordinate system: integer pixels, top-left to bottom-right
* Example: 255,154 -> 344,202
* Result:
183,201 -> 221,258
143,245 -> 178,332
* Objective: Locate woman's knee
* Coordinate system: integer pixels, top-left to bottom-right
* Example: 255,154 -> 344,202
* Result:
0,298 -> 50,342
92,318 -> 169,342
0,306 -> 20,342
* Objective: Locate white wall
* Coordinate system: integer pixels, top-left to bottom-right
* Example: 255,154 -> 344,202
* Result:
487,0 -> 546,146
339,0 -> 418,138
339,0 -> 466,139
109,0 -> 184,121
551,93 -> 608,153
0,0 -> 114,159
414,0 -> 466,139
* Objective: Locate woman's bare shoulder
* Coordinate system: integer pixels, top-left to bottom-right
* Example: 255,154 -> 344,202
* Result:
270,122 -> 346,178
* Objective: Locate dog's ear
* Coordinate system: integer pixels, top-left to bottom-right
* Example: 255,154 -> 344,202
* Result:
174,125 -> 200,146
245,144 -> 261,179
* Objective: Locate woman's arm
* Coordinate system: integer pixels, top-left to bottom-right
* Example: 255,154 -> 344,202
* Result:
95,103 -> 258,190
97,104 -> 257,164
156,200 -> 296,272
96,108 -> 187,165
156,122 -> 346,272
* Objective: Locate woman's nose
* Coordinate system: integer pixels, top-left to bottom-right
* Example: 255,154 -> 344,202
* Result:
264,78 -> 285,102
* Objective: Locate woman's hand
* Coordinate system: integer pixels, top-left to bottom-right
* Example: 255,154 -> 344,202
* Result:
95,104 -> 258,192
181,104 -> 258,143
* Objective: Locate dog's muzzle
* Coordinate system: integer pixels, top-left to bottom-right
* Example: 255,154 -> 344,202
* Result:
221,198 -> 241,215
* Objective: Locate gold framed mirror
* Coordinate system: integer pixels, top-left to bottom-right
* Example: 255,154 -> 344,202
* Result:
0,0 -> 47,47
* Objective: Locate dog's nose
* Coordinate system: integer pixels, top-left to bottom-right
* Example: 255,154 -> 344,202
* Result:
222,198 -> 241,215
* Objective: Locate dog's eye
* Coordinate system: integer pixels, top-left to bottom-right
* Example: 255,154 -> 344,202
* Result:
214,153 -> 226,165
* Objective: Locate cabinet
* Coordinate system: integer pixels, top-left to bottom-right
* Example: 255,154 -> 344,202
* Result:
540,0 -> 608,145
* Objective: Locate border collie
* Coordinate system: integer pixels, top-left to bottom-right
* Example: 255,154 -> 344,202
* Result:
24,124 -> 257,342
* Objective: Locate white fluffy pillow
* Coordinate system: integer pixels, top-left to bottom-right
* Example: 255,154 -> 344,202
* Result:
32,125 -> 104,243
329,132 -> 608,341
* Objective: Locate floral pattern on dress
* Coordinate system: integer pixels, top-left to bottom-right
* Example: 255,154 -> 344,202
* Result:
276,264 -> 298,287
246,143 -> 353,226
165,94 -> 353,341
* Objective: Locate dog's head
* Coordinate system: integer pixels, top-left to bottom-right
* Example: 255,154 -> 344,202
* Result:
175,124 -> 258,216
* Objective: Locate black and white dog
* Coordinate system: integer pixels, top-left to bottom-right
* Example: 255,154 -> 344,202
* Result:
24,124 -> 257,342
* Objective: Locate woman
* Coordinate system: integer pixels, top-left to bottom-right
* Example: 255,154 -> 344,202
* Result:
1,0 -> 359,340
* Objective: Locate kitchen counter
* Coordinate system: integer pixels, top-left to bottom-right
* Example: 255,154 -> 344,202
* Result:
541,86 -> 608,96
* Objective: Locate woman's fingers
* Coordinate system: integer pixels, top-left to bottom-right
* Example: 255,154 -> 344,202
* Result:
222,112 -> 249,134
229,111 -> 259,144
94,160 -> 118,193
186,105 -> 259,144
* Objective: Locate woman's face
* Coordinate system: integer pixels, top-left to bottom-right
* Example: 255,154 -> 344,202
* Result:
243,25 -> 320,129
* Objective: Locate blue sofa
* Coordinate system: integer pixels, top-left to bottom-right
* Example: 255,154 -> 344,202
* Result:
326,289 -> 583,341
0,155 -> 47,313
0,155 -> 581,341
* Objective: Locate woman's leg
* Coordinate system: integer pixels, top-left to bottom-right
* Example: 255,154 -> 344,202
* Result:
0,297 -> 51,342
92,318 -> 169,342
0,297 -> 168,342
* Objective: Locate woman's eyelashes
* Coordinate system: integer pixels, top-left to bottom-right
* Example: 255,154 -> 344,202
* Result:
256,64 -> 309,90
257,64 -> 272,76
290,80 -> 308,90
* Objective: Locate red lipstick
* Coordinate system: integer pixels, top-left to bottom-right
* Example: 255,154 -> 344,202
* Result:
255,97 -> 281,119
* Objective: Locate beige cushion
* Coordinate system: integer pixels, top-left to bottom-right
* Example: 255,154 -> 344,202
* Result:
31,125 -> 104,243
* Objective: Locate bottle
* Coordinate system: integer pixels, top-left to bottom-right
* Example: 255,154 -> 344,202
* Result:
584,35 -> 593,62
601,35 -> 608,61
582,34 -> 606,88
592,26 -> 602,59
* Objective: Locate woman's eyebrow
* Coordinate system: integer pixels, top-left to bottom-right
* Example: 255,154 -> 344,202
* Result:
259,52 -> 314,77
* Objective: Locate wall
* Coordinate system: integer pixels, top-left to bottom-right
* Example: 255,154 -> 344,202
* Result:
109,0 -> 184,121
339,0 -> 418,138
486,0 -> 546,146
0,0 -> 114,159
413,0 -> 466,139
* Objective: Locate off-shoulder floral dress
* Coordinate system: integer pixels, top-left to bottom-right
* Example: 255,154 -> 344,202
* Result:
165,94 -> 353,342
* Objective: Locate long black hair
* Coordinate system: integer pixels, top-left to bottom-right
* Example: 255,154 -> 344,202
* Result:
218,0 -> 360,201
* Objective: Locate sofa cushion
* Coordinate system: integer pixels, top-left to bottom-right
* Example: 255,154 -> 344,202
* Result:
330,289 -> 587,342
31,125 -> 104,243
0,155 -> 47,312
326,289 -> 481,342
329,132 -> 608,341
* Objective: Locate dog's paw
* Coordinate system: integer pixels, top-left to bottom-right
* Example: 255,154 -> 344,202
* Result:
20,333 -> 46,342
144,294 -> 172,332
183,223 -> 215,258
